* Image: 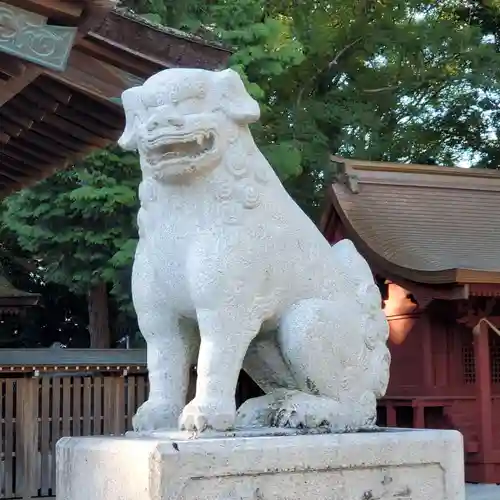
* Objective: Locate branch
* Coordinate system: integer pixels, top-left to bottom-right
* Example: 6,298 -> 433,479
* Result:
329,37 -> 363,67
296,37 -> 364,107
363,84 -> 401,93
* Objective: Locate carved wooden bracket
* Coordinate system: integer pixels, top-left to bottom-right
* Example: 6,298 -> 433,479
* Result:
0,61 -> 41,107
456,298 -> 496,332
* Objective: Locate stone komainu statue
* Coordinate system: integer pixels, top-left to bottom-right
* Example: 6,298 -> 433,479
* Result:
118,68 -> 390,433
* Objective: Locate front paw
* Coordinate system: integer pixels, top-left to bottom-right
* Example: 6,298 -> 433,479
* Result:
132,399 -> 181,433
179,398 -> 236,432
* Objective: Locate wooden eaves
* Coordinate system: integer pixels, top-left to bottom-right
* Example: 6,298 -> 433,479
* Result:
0,348 -> 146,373
0,0 -> 232,196
0,272 -> 39,311
321,156 -> 500,286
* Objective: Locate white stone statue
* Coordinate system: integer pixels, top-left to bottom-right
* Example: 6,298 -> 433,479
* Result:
118,68 -> 390,434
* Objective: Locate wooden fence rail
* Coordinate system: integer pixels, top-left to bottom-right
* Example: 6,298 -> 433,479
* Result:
0,350 -> 148,500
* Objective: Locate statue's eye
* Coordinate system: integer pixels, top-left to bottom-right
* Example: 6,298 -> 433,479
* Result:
196,82 -> 206,98
170,85 -> 181,104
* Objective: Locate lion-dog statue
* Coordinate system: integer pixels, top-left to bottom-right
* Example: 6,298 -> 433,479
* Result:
118,68 -> 390,434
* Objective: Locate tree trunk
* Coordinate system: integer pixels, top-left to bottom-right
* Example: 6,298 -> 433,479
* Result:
88,281 -> 111,348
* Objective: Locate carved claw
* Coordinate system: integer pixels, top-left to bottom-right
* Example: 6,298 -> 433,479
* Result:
179,399 -> 236,432
236,390 -> 377,433
132,400 -> 181,433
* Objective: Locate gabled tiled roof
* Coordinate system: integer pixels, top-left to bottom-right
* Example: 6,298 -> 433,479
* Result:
322,156 -> 500,285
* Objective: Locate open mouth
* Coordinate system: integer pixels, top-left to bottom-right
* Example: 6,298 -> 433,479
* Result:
147,131 -> 215,162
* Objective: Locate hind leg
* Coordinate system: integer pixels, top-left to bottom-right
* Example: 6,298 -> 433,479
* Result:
236,334 -> 302,428
238,298 -> 388,431
242,332 -> 301,393
279,299 -> 367,398
279,298 -> 387,429
237,388 -> 377,431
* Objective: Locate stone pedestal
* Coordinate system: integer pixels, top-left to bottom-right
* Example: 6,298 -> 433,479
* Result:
56,428 -> 465,500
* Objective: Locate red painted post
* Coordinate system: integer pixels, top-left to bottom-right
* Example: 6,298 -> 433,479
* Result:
386,404 -> 397,427
474,321 -> 494,481
413,403 -> 425,429
420,315 -> 434,389
434,325 -> 448,387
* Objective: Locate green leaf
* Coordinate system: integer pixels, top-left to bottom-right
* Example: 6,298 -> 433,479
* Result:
140,13 -> 163,24
261,142 -> 303,181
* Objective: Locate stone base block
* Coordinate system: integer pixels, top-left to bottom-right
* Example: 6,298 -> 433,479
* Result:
56,428 -> 465,499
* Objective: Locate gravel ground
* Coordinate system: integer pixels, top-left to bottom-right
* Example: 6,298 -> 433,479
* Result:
466,484 -> 500,500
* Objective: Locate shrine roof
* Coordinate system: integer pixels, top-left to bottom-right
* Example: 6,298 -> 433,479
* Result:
0,0 -> 231,196
0,273 -> 39,311
321,156 -> 500,285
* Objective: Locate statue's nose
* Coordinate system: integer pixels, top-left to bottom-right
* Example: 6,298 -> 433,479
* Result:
147,116 -> 184,131
147,120 -> 159,131
168,117 -> 184,127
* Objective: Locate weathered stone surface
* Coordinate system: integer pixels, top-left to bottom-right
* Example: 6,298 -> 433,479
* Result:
118,67 -> 390,434
57,429 -> 465,500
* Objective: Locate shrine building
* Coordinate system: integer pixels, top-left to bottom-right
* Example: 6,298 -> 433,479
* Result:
320,156 -> 500,484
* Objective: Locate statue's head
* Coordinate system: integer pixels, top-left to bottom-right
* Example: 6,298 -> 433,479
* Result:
118,68 -> 260,181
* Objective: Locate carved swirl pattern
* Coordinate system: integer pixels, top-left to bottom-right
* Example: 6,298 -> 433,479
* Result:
141,79 -> 207,108
213,137 -> 269,224
170,80 -> 206,103
220,199 -> 242,226
0,4 -> 77,71
239,181 -> 261,209
214,177 -> 233,202
226,157 -> 248,179
254,164 -> 269,185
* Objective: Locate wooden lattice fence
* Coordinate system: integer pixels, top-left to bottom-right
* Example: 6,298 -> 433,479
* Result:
0,350 -> 148,499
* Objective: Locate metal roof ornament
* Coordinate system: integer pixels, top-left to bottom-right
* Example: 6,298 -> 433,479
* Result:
0,2 -> 77,71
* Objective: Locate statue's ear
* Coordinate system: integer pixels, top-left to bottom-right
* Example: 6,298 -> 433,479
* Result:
218,69 -> 260,124
118,87 -> 144,151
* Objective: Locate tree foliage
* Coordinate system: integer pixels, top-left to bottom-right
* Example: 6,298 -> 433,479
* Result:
3,147 -> 139,298
0,219 -> 91,347
122,0 -> 500,214
4,0 -> 500,345
2,148 -> 141,346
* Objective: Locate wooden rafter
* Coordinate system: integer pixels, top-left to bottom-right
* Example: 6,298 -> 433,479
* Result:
0,53 -> 26,79
45,49 -> 130,103
1,147 -> 47,171
77,35 -> 165,76
5,0 -> 85,22
90,10 -> 231,72
34,79 -> 72,104
21,88 -> 59,112
6,140 -> 54,163
8,97 -> 47,122
0,154 -> 44,174
0,115 -> 23,137
0,2 -> 231,197
56,106 -> 122,137
0,157 -> 30,176
0,109 -> 33,130
0,64 -> 42,107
